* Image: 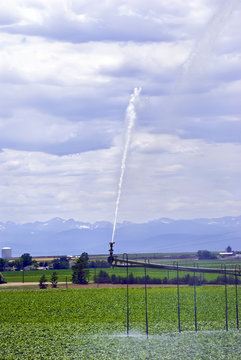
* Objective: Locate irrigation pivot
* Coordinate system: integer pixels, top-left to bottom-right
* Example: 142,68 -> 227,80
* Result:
108,242 -> 241,334
108,247 -> 241,277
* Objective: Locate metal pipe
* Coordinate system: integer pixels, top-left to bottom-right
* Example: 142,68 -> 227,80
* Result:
193,266 -> 197,332
235,265 -> 239,330
124,253 -> 129,336
144,259 -> 149,338
177,262 -> 181,333
225,265 -> 228,331
112,258 -> 240,277
108,242 -> 115,265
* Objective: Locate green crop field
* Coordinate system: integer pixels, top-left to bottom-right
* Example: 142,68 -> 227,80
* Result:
0,267 -> 223,283
1,286 -> 241,359
2,269 -> 73,283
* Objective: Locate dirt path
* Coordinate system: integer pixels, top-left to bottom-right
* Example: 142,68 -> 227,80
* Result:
0,282 -> 181,289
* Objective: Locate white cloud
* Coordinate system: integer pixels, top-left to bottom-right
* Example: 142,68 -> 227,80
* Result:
0,0 -> 240,223
0,136 -> 241,223
0,147 -> 119,222
0,0 -> 228,43
131,133 -> 201,154
118,137 -> 241,222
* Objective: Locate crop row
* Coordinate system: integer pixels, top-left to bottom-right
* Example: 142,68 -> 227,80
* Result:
1,287 -> 241,359
0,286 -> 241,331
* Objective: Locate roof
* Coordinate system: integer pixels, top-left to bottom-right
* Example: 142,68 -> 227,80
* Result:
219,252 -> 234,255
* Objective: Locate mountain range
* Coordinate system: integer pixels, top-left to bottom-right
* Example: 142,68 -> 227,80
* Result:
0,215 -> 241,257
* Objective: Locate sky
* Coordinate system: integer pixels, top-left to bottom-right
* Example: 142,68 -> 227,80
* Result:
0,0 -> 241,224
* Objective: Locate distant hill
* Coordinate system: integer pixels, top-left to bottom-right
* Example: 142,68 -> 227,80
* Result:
0,216 -> 240,256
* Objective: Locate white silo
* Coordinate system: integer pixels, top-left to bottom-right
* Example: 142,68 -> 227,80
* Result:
2,247 -> 12,259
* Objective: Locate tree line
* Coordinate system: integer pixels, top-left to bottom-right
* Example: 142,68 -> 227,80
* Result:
94,270 -> 240,286
0,252 -> 110,272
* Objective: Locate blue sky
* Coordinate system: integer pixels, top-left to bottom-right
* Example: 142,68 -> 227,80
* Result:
0,0 -> 240,223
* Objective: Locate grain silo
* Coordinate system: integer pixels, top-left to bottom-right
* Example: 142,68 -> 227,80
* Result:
1,247 -> 12,259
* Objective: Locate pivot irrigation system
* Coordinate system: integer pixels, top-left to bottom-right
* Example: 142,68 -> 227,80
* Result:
108,241 -> 241,336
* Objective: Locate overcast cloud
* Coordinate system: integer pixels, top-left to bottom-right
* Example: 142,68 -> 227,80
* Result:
0,0 -> 240,223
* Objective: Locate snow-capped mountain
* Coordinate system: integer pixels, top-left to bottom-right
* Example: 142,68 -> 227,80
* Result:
0,216 -> 241,256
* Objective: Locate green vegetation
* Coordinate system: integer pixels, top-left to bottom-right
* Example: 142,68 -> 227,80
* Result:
94,270 -> 239,285
39,274 -> 48,289
72,254 -> 89,284
2,255 -> 241,284
51,271 -> 58,288
0,272 -> 6,284
2,286 -> 240,332
1,253 -> 241,358
197,250 -> 217,260
0,258 -> 7,271
21,253 -> 33,267
0,287 -> 241,359
52,256 -> 69,269
1,269 -> 73,282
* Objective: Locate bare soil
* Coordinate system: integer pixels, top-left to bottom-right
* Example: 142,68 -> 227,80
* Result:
0,282 -> 183,290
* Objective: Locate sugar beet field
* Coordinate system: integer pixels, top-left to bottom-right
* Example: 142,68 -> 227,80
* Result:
1,287 -> 241,359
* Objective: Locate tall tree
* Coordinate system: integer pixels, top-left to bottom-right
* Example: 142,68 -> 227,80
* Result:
0,258 -> 6,271
21,253 -> 32,268
81,252 -> 89,264
72,255 -> 89,284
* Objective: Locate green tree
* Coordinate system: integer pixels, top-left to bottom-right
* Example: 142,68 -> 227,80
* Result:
52,257 -> 69,269
72,255 -> 89,284
31,260 -> 39,269
51,272 -> 58,288
197,250 -> 217,260
95,270 -> 110,283
81,252 -> 89,264
21,253 -> 32,268
0,258 -> 6,271
39,274 -> 48,289
0,272 -> 7,284
14,258 -> 23,271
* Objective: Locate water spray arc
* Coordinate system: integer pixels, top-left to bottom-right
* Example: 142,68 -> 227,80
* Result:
110,87 -> 142,248
106,2 -> 240,336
